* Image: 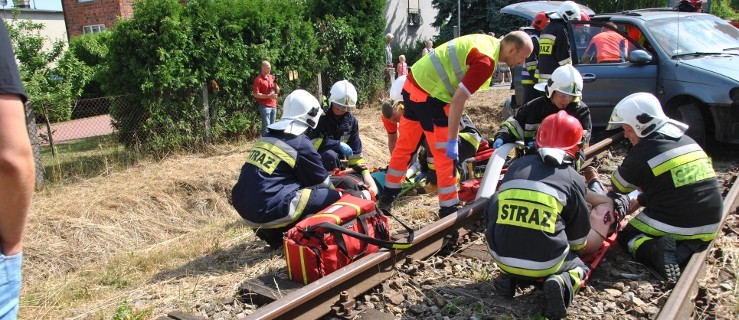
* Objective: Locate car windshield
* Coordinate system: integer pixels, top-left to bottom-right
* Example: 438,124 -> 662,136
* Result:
646,15 -> 739,57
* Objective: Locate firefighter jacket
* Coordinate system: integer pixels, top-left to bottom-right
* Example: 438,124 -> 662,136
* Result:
307,107 -> 365,166
536,19 -> 573,82
522,30 -> 541,86
231,131 -> 332,228
485,154 -> 590,278
610,134 -> 722,243
411,34 -> 500,103
495,96 -> 591,146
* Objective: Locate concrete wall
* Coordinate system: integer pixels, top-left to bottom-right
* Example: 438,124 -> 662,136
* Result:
1,8 -> 67,50
385,0 -> 439,46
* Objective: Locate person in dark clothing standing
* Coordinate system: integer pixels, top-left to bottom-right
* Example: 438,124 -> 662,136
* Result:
520,11 -> 550,105
486,111 -> 590,319
607,92 -> 723,283
535,1 -> 582,88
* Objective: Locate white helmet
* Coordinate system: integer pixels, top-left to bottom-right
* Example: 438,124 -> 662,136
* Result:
607,92 -> 688,138
267,89 -> 323,135
534,64 -> 583,98
558,1 -> 581,21
329,80 -> 358,111
390,75 -> 406,103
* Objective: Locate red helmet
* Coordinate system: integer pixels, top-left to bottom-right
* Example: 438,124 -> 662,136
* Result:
536,111 -> 584,164
579,10 -> 591,22
532,12 -> 550,31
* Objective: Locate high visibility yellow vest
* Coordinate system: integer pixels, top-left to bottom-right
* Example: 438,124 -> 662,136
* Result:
410,34 -> 500,103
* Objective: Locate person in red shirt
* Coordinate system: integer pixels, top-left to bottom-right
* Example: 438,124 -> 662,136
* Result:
253,60 -> 280,136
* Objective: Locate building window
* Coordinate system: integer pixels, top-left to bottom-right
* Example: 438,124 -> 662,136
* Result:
83,24 -> 106,34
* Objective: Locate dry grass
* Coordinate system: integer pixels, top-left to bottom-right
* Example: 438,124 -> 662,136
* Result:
20,88 -> 511,319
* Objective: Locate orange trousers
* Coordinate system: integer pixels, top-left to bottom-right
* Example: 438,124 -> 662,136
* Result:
384,83 -> 459,209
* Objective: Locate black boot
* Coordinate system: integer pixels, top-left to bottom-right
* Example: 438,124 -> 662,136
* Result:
493,275 -> 517,298
376,194 -> 395,214
438,203 -> 463,254
634,236 -> 681,282
543,273 -> 573,320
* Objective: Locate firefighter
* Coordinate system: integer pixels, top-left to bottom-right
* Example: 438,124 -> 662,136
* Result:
307,80 -> 365,172
231,90 -> 363,249
486,111 -> 590,319
381,75 -> 483,194
535,1 -> 582,88
520,11 -> 550,105
377,31 -> 533,218
607,92 -> 723,282
494,64 -> 591,168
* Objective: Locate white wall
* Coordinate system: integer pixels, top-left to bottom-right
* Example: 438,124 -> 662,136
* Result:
1,8 -> 67,52
385,0 -> 439,46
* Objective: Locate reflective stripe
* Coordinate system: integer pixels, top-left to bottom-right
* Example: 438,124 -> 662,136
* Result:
312,137 -> 323,150
334,201 -> 362,216
440,198 -> 459,207
610,170 -> 637,193
627,234 -> 651,256
299,246 -> 309,284
499,179 -> 567,205
524,61 -> 538,68
284,244 -> 292,280
385,181 -> 404,189
558,57 -> 572,66
427,157 -> 435,164
386,167 -> 405,178
245,188 -> 312,228
459,132 -> 481,150
438,185 -> 457,195
435,142 -> 446,149
317,176 -> 331,188
568,236 -> 587,251
429,49 -> 457,97
311,213 -> 342,224
630,213 -> 719,241
340,134 -> 350,142
255,137 -> 298,167
524,123 -> 540,138
501,117 -> 524,140
488,246 -> 568,278
647,144 -> 703,175
347,153 -> 363,159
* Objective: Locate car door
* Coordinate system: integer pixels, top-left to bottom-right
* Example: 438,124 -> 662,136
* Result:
571,21 -> 659,127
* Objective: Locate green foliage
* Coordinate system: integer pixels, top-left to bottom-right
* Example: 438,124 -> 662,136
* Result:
69,31 -> 112,98
111,300 -> 151,320
100,0 -> 321,153
308,0 -> 386,104
711,0 -> 739,20
6,11 -> 89,122
430,0 -> 527,44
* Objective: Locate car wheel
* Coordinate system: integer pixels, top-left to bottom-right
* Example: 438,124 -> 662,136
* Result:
675,103 -> 706,146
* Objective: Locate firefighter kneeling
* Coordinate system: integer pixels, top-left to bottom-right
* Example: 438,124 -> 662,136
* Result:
486,111 -> 589,320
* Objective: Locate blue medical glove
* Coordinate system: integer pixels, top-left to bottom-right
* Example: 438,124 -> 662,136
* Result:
338,142 -> 353,156
526,140 -> 536,149
493,138 -> 504,149
445,139 -> 459,162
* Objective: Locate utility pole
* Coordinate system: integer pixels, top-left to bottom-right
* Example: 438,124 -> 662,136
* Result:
456,0 -> 461,38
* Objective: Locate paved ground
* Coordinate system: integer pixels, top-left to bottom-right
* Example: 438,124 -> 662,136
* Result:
36,114 -> 115,145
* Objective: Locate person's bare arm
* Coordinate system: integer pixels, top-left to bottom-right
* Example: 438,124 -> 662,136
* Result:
387,132 -> 398,153
585,190 -> 613,207
0,94 -> 35,256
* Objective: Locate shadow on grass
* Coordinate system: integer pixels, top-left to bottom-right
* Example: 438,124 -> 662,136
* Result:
41,135 -> 142,184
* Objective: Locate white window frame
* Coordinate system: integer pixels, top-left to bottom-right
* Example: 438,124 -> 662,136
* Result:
82,24 -> 106,34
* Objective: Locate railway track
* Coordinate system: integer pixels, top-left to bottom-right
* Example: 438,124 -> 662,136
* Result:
158,132 -> 739,320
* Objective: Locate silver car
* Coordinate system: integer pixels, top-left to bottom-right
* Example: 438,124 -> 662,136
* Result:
503,2 -> 739,145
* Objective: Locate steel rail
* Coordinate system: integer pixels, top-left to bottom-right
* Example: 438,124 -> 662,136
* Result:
243,131 -> 626,320
657,174 -> 739,320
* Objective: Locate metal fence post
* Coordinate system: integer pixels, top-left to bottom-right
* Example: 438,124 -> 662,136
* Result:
202,84 -> 212,145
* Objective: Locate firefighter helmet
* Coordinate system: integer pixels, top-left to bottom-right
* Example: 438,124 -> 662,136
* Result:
268,89 -> 323,135
558,1 -> 581,21
534,64 -> 583,98
536,110 -> 584,165
606,92 -> 688,138
329,80 -> 358,111
532,12 -> 550,32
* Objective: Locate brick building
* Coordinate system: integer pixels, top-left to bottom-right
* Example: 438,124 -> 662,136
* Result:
60,0 -> 134,39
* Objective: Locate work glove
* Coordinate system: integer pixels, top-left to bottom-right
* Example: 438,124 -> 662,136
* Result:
493,138 -> 504,149
338,142 -> 353,156
526,140 -> 536,149
445,139 -> 459,162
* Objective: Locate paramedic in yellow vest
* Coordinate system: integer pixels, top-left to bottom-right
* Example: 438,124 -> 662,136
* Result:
377,31 -> 533,218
